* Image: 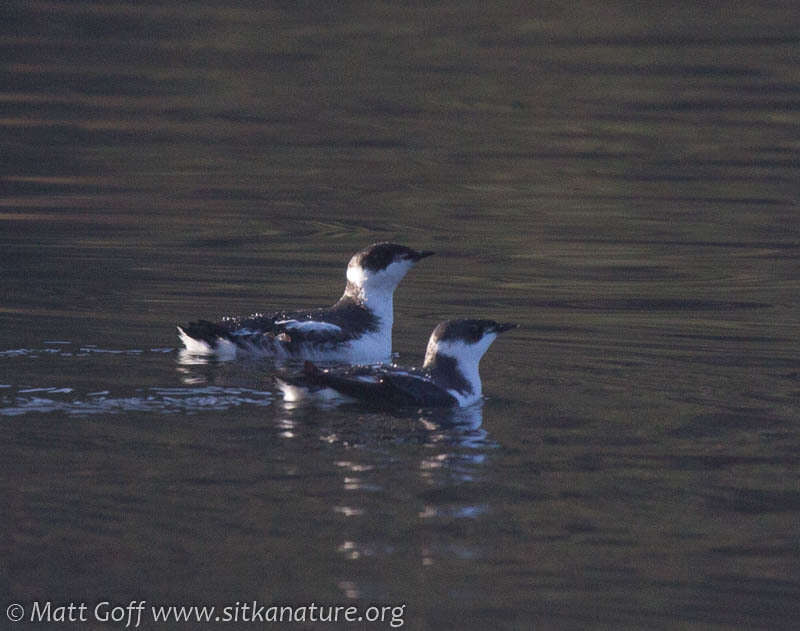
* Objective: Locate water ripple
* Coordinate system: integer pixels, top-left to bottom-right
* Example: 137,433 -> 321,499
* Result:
0,346 -> 176,358
0,385 -> 272,416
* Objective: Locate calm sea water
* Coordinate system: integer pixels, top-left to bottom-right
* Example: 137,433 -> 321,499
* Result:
2,2 -> 799,629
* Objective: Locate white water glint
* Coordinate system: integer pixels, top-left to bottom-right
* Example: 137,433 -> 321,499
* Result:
1,385 -> 273,417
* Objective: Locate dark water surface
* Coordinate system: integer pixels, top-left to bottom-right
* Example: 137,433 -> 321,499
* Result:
2,2 -> 800,629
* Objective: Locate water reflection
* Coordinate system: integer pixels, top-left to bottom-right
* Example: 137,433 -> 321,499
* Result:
177,348 -> 212,367
270,400 -> 496,579
176,344 -> 499,573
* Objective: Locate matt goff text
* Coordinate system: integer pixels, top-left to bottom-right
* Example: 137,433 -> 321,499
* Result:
6,600 -> 407,628
8,602 -> 147,627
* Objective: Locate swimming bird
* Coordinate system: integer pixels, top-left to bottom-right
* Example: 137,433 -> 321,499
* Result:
277,319 -> 516,408
177,242 -> 434,362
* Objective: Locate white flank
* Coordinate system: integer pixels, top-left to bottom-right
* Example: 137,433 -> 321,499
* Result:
275,379 -> 355,404
177,327 -> 213,355
215,338 -> 238,360
275,319 -> 344,333
177,327 -> 238,362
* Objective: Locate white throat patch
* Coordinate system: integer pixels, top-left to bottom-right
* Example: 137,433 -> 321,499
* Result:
423,333 -> 498,406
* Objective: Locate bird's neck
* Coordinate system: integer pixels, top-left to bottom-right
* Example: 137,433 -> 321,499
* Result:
341,282 -> 394,331
426,353 -> 481,400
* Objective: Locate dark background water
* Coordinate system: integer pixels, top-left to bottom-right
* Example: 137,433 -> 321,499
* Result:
2,2 -> 800,629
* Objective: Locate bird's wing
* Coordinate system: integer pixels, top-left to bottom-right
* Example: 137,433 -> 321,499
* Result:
181,299 -> 377,349
303,364 -> 456,408
215,310 -> 351,349
380,374 -> 458,407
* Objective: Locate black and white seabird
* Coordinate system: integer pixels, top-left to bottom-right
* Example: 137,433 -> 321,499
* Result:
277,319 -> 516,408
177,243 -> 433,362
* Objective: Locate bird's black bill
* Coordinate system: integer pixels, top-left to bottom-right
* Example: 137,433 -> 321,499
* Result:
409,250 -> 435,261
492,322 -> 517,334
